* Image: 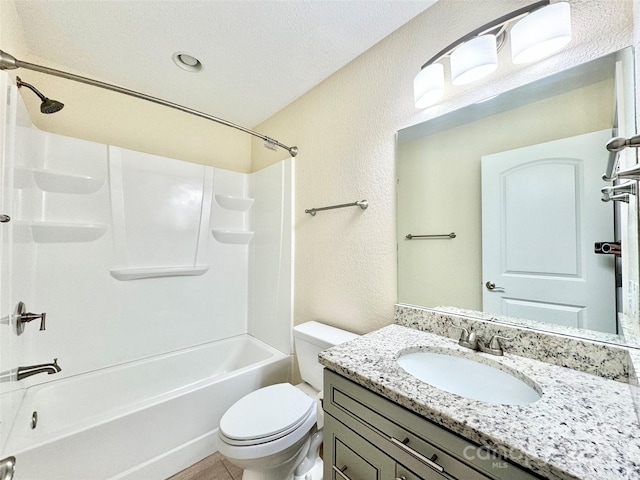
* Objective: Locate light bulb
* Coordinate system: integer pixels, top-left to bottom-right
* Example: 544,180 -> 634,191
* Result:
450,35 -> 498,86
414,63 -> 445,108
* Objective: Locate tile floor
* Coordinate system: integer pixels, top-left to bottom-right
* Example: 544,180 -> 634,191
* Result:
167,452 -> 242,480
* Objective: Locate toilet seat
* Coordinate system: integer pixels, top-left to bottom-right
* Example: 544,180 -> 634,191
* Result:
219,383 -> 315,446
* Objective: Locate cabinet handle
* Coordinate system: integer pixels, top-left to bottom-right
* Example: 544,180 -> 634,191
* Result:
390,436 -> 444,473
332,465 -> 352,480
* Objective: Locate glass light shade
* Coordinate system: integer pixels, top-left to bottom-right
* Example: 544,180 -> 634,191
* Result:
511,2 -> 571,64
414,63 -> 445,108
450,34 -> 498,86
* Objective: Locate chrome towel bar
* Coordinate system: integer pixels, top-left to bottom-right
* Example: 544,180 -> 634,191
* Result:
305,200 -> 368,216
406,232 -> 456,239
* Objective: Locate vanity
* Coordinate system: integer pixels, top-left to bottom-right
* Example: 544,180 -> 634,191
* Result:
319,322 -> 640,480
323,369 -> 538,480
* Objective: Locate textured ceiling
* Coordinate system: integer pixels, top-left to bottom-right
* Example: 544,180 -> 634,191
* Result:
12,0 -> 436,127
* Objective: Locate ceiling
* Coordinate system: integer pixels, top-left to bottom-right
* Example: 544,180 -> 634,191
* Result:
11,0 -> 436,127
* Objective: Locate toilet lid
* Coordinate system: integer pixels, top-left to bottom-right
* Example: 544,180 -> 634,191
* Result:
219,383 -> 314,444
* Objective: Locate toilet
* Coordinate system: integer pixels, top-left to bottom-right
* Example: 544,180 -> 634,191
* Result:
216,321 -> 358,480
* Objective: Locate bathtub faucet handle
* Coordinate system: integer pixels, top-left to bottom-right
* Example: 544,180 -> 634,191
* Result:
16,302 -> 47,335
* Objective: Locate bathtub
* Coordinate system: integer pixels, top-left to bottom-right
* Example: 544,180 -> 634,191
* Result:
5,334 -> 291,480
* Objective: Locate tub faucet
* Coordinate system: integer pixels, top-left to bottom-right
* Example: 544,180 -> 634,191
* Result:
17,358 -> 61,381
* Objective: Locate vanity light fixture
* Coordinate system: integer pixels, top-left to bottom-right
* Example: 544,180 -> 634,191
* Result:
413,0 -> 571,108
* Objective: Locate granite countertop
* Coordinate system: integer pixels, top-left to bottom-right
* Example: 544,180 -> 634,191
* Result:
318,324 -> 640,480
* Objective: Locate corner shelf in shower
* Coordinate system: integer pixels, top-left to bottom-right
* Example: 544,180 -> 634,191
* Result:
109,265 -> 209,281
14,167 -> 105,194
214,195 -> 254,211
211,229 -> 254,244
21,221 -> 108,243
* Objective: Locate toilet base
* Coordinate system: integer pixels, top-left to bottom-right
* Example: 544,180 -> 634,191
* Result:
234,436 -> 310,480
294,457 -> 323,480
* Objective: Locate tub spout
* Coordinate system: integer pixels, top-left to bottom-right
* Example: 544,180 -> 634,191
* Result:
17,358 -> 61,381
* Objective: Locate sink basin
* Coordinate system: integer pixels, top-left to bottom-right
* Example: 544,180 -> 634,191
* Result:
397,351 -> 541,405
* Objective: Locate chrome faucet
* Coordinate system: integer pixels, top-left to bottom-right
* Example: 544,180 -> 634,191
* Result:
450,324 -> 510,356
17,358 -> 61,381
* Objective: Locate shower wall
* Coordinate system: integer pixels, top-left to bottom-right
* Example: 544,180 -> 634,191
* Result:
0,76 -> 293,453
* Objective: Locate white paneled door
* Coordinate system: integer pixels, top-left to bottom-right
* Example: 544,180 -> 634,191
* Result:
481,129 -> 617,333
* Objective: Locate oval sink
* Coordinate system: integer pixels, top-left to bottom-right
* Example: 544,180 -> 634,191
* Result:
397,351 -> 541,405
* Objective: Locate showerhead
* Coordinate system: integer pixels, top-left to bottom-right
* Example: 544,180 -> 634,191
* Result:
40,97 -> 64,114
16,76 -> 64,114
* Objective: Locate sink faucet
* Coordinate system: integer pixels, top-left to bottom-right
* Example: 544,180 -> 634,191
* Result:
17,358 -> 61,381
450,324 -> 510,356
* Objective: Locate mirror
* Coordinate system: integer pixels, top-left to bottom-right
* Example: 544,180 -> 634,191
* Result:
397,48 -> 639,347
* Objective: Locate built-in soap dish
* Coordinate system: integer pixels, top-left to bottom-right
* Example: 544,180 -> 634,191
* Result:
211,229 -> 254,244
214,195 -> 254,212
28,222 -> 108,243
14,167 -> 105,194
110,265 -> 209,281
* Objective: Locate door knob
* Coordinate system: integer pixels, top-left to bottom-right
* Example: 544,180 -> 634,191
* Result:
485,281 -> 505,292
0,215 -> 10,223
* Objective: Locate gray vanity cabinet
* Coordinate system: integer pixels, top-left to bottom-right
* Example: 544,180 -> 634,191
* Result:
323,370 -> 543,480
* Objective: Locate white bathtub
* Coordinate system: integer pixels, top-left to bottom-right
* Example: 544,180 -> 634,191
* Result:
5,335 -> 291,480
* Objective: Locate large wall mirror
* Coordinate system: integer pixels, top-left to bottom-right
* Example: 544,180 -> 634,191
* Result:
397,48 -> 639,347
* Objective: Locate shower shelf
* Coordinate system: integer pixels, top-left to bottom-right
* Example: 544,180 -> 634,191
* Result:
211,229 -> 254,244
21,221 -> 108,243
214,195 -> 254,211
109,265 -> 209,281
14,167 -> 105,194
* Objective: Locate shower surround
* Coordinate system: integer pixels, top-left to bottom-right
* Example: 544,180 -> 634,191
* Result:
0,73 -> 294,478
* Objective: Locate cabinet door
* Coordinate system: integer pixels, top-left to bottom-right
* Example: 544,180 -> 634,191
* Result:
325,414 -> 396,480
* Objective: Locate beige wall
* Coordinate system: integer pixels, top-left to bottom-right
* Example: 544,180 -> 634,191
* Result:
252,0 -> 633,334
0,0 -> 252,172
398,79 -> 614,311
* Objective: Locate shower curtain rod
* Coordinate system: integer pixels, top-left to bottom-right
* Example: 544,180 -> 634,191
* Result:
0,49 -> 298,157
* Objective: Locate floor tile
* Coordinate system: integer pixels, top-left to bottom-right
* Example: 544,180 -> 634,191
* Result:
167,452 -> 240,480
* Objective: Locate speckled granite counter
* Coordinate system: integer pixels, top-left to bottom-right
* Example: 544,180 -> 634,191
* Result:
319,324 -> 640,480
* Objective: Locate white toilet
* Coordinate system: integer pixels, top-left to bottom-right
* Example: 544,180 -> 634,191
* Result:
216,321 -> 358,480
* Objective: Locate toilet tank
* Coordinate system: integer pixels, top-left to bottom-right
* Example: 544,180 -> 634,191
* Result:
293,321 -> 358,391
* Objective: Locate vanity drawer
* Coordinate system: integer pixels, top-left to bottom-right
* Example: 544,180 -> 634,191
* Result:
325,413 -> 396,480
324,370 -> 542,480
326,414 -> 449,480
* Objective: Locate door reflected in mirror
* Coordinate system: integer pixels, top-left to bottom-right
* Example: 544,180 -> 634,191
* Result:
397,48 -> 639,346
